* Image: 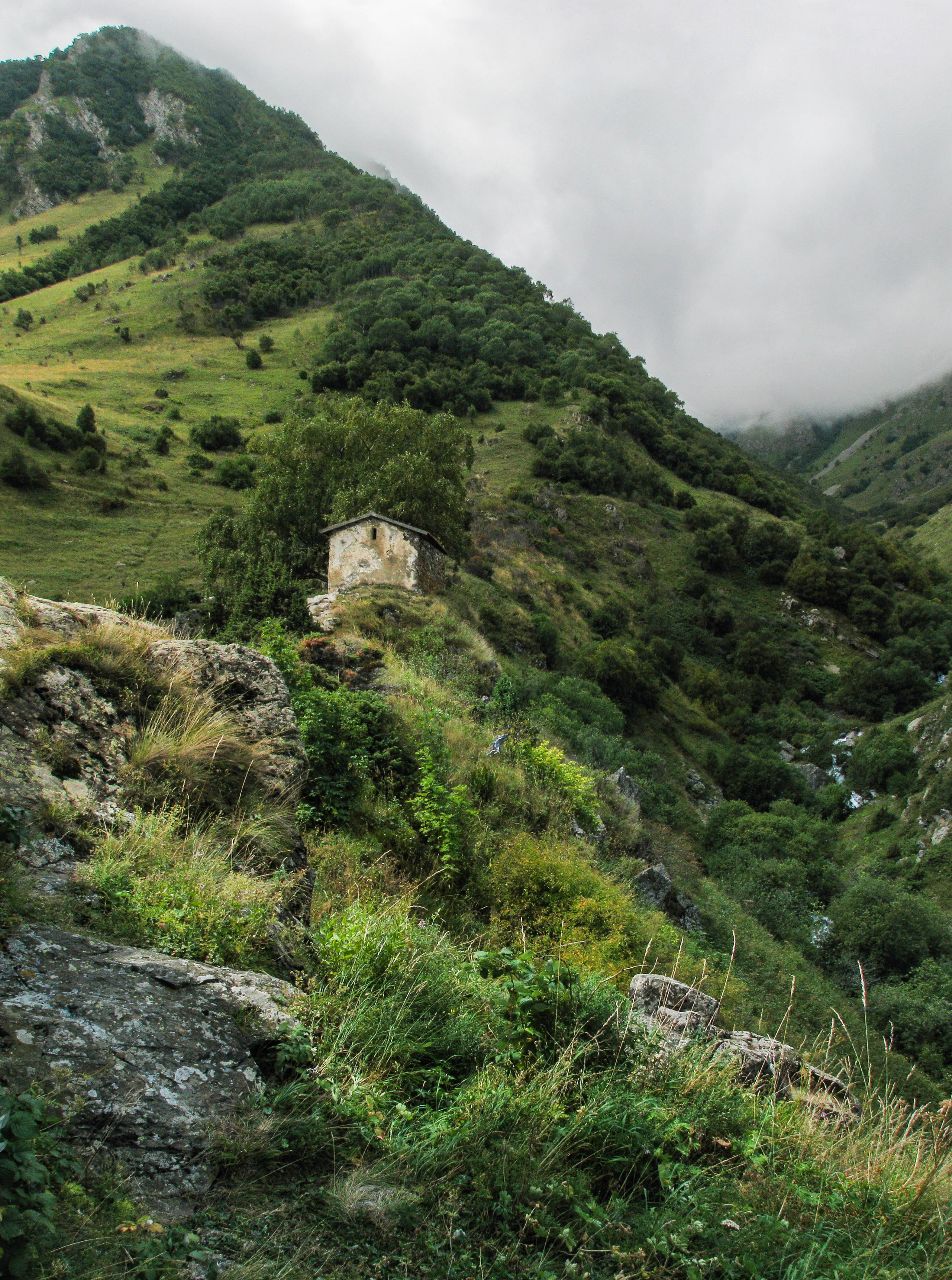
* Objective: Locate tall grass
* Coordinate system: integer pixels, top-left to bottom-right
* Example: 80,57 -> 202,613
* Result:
80,806 -> 292,966
0,620 -> 161,701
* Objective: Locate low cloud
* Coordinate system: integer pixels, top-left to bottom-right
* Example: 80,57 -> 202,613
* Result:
12,1 -> 952,425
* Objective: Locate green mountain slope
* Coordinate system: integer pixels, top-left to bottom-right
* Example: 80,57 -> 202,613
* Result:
733,372 -> 952,559
1,27 -> 951,1278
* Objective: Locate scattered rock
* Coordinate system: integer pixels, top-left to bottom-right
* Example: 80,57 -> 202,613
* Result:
306,590 -> 339,631
628,973 -> 858,1118
634,863 -> 702,932
791,761 -> 828,792
610,766 -> 641,805
0,925 -> 300,1217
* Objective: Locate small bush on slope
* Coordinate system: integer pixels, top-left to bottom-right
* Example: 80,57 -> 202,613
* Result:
80,807 -> 291,967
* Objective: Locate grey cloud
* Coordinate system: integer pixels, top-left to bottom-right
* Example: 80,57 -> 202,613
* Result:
9,1 -> 952,425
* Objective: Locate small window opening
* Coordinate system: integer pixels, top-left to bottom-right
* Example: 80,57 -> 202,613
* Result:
371,526 -> 378,540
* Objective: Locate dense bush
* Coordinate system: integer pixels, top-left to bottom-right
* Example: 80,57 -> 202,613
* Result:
703,800 -> 840,943
114,572 -> 198,619
0,447 -> 50,490
258,619 -> 413,825
587,639 -> 663,715
847,726 -> 917,794
5,398 -> 81,452
870,958 -> 952,1083
189,415 -> 243,451
212,454 -> 257,489
0,1089 -> 64,1278
824,876 -> 951,980
74,444 -> 104,475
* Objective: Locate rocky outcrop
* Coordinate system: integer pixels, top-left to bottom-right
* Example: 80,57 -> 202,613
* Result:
791,761 -> 828,792
149,637 -> 306,799
0,579 -> 314,1217
138,88 -> 198,151
610,765 -> 641,806
633,863 -> 701,932
0,925 -> 299,1217
629,974 -> 858,1118
0,579 -> 305,840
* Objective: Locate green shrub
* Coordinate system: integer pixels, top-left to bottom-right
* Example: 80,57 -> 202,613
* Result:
74,444 -> 104,474
0,1089 -> 65,1278
76,403 -> 96,433
848,726 -> 917,795
825,876 -> 951,980
587,639 -> 663,715
189,415 -> 243,451
0,448 -> 50,490
870,959 -> 952,1082
511,737 -> 600,832
212,454 -> 257,489
153,424 -> 175,455
408,744 -> 475,877
475,946 -> 621,1064
115,571 -> 197,619
81,808 -> 290,965
258,619 -> 412,825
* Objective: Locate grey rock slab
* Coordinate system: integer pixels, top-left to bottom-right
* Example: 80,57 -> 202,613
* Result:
791,761 -> 829,792
714,1030 -> 802,1092
0,925 -> 300,1217
628,973 -> 858,1115
629,973 -> 719,1024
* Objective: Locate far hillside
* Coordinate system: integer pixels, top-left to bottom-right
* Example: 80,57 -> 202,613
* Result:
733,371 -> 952,563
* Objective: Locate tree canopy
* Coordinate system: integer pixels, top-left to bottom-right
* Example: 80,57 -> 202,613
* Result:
198,398 -> 473,631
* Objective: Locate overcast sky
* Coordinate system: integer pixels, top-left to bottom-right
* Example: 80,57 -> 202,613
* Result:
8,1 -> 952,426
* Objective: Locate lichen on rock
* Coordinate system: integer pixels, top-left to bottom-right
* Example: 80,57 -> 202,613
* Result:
0,924 -> 299,1216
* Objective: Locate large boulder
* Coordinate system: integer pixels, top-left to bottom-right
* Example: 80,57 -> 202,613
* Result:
791,761 -> 829,792
628,973 -> 719,1039
149,637 -> 306,800
0,925 -> 300,1216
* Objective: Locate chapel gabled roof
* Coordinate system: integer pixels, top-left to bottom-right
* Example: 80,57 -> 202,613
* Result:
318,511 -> 448,554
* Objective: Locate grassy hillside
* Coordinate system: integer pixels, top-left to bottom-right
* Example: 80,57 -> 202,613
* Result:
0,237 -> 327,597
3,593 -> 949,1280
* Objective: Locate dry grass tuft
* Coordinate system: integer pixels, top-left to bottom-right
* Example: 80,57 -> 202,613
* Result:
125,687 -> 272,815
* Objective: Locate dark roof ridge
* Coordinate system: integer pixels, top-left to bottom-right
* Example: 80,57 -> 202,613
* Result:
319,511 -> 447,554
